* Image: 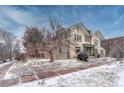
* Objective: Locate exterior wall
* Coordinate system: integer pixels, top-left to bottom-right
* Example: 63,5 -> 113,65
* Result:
70,27 -> 85,45
69,27 -> 85,58
91,34 -> 101,47
69,45 -> 76,58
91,34 -> 105,56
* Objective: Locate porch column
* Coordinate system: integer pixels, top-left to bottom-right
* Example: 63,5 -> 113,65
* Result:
92,47 -> 94,56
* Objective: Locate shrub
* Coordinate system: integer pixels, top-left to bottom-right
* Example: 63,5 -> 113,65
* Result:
76,51 -> 88,61
15,53 -> 28,63
97,54 -> 100,58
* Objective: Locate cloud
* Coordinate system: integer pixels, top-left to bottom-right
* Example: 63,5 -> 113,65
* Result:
0,6 -> 48,26
0,6 -> 50,38
114,14 -> 124,25
0,5 -> 124,39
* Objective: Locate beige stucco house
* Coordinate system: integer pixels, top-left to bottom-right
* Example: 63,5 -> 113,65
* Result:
67,23 -> 106,58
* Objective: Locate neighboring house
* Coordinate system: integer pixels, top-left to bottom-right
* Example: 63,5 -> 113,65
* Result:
101,36 -> 124,56
66,23 -> 106,58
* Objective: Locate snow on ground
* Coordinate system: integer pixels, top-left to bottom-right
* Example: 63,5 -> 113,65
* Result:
14,60 -> 124,87
1,64 -> 19,80
4,59 -> 86,78
0,61 -> 14,68
25,59 -> 85,67
117,70 -> 124,86
2,73 -> 18,80
116,60 -> 124,86
3,57 -> 116,79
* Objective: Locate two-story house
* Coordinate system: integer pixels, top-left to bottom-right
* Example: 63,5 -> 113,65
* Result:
66,23 -> 106,58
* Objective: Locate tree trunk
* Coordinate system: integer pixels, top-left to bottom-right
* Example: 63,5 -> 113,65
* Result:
49,51 -> 54,62
35,49 -> 38,58
9,46 -> 12,61
67,44 -> 70,59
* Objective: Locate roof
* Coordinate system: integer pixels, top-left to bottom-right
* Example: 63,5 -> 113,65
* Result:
104,36 -> 124,41
94,31 -> 105,40
69,22 -> 105,40
69,23 -> 91,35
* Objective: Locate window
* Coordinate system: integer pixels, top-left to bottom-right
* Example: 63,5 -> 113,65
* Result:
75,47 -> 81,53
94,39 -> 98,45
85,35 -> 90,42
78,35 -> 81,42
74,34 -> 77,41
74,34 -> 81,42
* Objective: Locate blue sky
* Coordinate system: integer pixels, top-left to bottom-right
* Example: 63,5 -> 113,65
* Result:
0,5 -> 124,39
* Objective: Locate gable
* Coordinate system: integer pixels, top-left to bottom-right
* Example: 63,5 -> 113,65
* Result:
95,31 -> 105,41
93,34 -> 100,41
69,23 -> 90,35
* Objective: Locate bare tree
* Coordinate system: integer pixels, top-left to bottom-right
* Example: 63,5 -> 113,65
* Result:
13,40 -> 20,57
23,26 -> 45,58
23,18 -> 71,62
3,32 -> 14,61
0,28 -> 15,61
109,43 -> 124,59
40,18 -> 71,62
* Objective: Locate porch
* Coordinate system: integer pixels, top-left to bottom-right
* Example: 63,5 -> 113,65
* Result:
83,44 -> 97,56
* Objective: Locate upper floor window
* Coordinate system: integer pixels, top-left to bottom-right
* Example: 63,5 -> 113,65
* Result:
74,34 -> 77,41
94,39 -> 98,46
85,35 -> 90,42
74,34 -> 81,42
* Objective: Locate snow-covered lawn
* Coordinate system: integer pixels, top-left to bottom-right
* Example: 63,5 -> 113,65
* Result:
2,57 -> 116,80
0,61 -> 14,68
13,59 -> 124,87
